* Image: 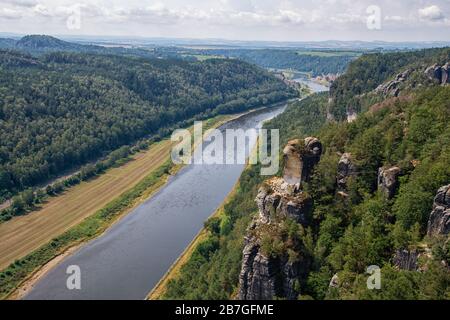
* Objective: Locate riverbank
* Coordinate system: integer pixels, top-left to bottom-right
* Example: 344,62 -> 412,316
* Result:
147,179 -> 240,300
2,105 -> 281,300
0,113 -> 240,300
147,135 -> 264,300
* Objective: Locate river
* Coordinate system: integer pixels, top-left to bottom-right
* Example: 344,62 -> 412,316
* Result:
293,77 -> 329,93
24,105 -> 286,300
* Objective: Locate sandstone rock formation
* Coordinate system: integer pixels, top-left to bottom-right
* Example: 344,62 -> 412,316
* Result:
282,140 -> 302,185
337,153 -> 356,190
442,63 -> 449,84
239,230 -> 308,300
239,138 -> 321,300
375,70 -> 411,97
329,274 -> 339,289
378,166 -> 401,199
393,249 -> 419,271
425,63 -> 450,85
347,111 -> 357,123
256,177 -> 312,225
427,184 -> 450,237
282,138 -> 322,185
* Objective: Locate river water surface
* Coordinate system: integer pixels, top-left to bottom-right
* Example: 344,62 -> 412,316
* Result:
25,105 -> 286,300
25,76 -> 329,300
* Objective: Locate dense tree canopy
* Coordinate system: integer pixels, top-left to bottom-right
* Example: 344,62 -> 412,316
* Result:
163,48 -> 450,300
0,50 -> 294,199
329,47 -> 450,119
192,49 -> 357,76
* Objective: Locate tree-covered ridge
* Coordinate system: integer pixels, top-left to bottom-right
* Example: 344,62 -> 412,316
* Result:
329,47 -> 450,120
0,50 -> 294,200
0,35 -> 164,60
162,49 -> 450,299
306,87 -> 450,299
190,49 -> 356,76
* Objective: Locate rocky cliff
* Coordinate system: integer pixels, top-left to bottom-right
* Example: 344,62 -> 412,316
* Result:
378,166 -> 401,199
238,138 -> 322,300
427,184 -> 450,237
337,153 -> 356,191
393,249 -> 419,271
282,137 -> 322,185
375,69 -> 411,97
425,63 -> 450,85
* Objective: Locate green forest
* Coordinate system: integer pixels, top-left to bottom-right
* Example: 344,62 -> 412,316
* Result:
162,48 -> 450,300
329,47 -> 450,119
190,49 -> 357,76
0,49 -> 294,201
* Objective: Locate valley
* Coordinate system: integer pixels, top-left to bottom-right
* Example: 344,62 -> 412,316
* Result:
20,105 -> 286,300
0,32 -> 448,302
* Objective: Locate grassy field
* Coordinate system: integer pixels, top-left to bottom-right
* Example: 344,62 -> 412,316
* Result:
0,141 -> 174,271
0,113 -> 246,299
296,50 -> 361,57
0,115 -> 235,272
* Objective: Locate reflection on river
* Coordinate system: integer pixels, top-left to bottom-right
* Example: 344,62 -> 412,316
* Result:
293,77 -> 330,93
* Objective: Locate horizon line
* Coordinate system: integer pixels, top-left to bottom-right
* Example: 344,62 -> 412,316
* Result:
1,32 -> 450,45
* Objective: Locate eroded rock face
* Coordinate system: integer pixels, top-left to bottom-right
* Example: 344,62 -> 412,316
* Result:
427,185 -> 450,237
378,166 -> 401,199
302,137 -> 323,182
283,140 -> 302,185
337,153 -> 356,190
256,177 -> 312,225
347,111 -> 357,123
238,235 -> 307,300
329,274 -> 339,289
376,70 -> 411,97
239,139 -> 321,300
442,63 -> 449,84
282,138 -> 322,185
425,63 -> 450,85
393,249 -> 419,271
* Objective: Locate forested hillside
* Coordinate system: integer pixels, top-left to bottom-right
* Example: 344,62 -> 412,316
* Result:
189,49 -> 357,76
329,47 -> 450,119
0,35 -> 162,60
162,49 -> 450,300
0,49 -> 294,200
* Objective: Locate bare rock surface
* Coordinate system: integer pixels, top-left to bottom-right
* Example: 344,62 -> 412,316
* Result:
337,153 -> 356,190
427,184 -> 450,237
239,138 -> 322,300
378,166 -> 401,199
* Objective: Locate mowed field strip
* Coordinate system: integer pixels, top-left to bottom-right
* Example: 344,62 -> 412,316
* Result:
0,114 -> 238,272
0,140 -> 174,270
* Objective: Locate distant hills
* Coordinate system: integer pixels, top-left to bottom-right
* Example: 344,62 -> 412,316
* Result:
0,35 -> 161,59
0,35 -> 88,51
15,35 -> 83,50
2,34 -> 450,52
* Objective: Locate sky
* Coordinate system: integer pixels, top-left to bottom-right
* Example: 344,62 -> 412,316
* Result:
0,0 -> 450,42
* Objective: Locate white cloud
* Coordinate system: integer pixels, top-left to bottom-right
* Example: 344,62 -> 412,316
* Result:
385,15 -> 406,22
1,0 -> 450,41
418,5 -> 444,21
0,7 -> 23,19
1,0 -> 38,8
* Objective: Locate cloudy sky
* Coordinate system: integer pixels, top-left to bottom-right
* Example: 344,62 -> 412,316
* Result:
1,0 -> 450,41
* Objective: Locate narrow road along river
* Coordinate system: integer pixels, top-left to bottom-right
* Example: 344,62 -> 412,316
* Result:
25,105 -> 286,300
